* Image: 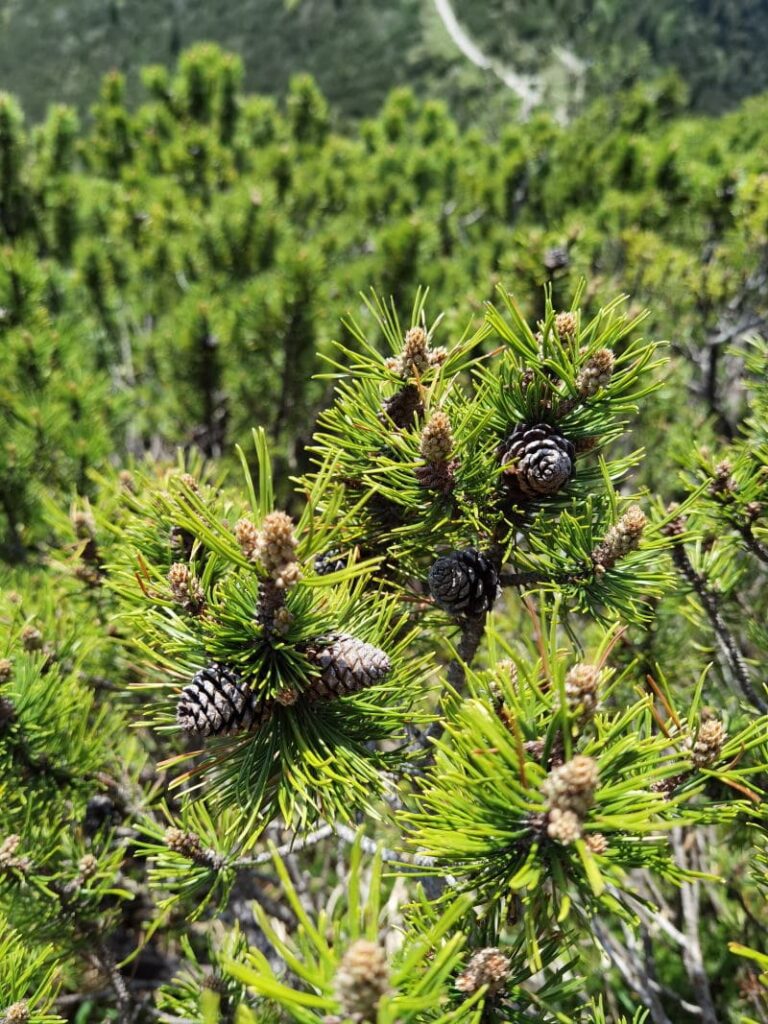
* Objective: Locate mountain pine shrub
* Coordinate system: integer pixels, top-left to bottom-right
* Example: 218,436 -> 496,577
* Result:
3,283 -> 768,1024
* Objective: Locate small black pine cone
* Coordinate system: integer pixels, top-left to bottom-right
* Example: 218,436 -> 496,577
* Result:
176,664 -> 273,736
428,548 -> 499,616
498,423 -> 575,499
543,246 -> 569,272
304,634 -> 391,701
313,548 -> 348,575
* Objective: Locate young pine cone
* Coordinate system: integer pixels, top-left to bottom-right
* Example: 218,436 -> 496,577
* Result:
304,634 -> 391,701
334,940 -> 390,1023
176,664 -> 274,736
428,548 -> 499,617
498,423 -> 575,499
379,382 -> 424,428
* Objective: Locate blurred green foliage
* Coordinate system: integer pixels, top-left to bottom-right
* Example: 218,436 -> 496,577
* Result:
3,47 -> 768,559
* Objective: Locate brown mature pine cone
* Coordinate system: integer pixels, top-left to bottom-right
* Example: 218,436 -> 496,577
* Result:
304,634 -> 391,701
428,548 -> 499,617
498,423 -> 575,499
176,664 -> 274,736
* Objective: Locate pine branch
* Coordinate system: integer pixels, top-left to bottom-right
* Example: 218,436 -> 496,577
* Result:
231,825 -> 335,867
669,538 -> 768,713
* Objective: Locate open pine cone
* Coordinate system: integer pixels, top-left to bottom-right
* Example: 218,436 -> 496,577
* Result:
498,422 -> 575,498
428,548 -> 499,617
304,634 -> 391,701
176,664 -> 274,736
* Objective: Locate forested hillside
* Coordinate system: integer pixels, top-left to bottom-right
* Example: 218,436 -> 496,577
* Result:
456,0 -> 768,113
3,48 -> 767,558
2,0 -> 768,123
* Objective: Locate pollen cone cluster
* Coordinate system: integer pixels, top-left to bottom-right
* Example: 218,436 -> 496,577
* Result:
691,717 -> 726,768
415,410 -> 456,493
236,510 -> 301,590
334,939 -> 391,1023
576,348 -> 615,398
386,325 -> 447,380
564,663 -> 601,719
168,562 -> 205,614
592,505 -> 647,571
456,948 -> 511,996
543,755 -> 599,845
164,826 -> 223,870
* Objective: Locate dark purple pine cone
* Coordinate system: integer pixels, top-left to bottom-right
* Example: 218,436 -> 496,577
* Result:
176,663 -> 273,736
379,384 -> 424,429
428,548 -> 499,617
498,423 -> 575,499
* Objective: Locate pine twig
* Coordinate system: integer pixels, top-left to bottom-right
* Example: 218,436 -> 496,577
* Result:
498,568 -> 590,589
735,521 -> 768,565
446,612 -> 488,690
231,824 -> 334,867
94,941 -> 132,1024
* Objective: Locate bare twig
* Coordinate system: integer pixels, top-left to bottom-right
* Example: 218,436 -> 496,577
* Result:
592,920 -> 674,1024
672,828 -> 720,1024
231,824 -> 334,867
